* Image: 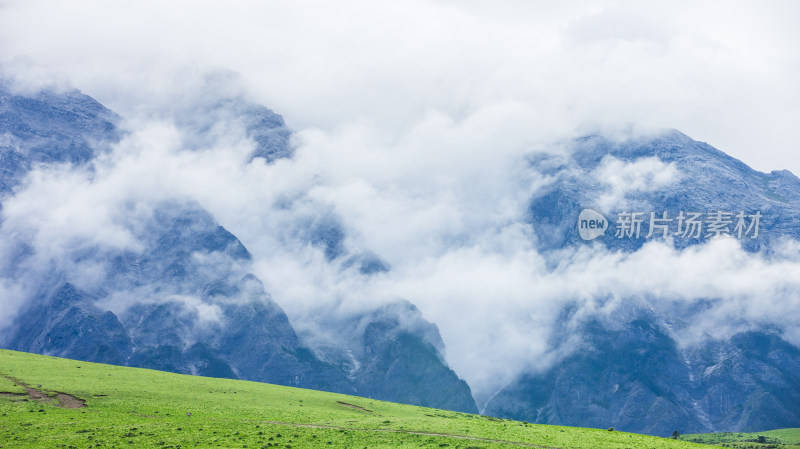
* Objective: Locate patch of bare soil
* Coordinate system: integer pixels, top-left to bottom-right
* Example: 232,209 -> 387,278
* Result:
0,392 -> 28,400
25,387 -> 50,402
56,392 -> 86,409
0,374 -> 87,409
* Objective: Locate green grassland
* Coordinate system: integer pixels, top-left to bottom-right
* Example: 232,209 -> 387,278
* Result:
679,428 -> 800,449
0,349 -> 715,448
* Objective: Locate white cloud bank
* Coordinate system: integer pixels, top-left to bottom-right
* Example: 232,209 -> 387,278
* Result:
1,0 -> 800,402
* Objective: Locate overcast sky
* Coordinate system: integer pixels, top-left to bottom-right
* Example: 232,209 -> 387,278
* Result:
1,0 -> 799,174
2,0 -> 800,404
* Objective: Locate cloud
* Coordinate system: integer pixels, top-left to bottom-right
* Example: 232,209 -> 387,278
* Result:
1,0 -> 800,404
1,0 -> 799,171
1,72 -> 800,403
591,155 -> 680,211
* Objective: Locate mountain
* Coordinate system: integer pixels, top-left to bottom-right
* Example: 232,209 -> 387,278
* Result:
167,87 -> 293,163
529,131 -> 800,252
0,83 -> 477,414
485,131 -> 800,435
314,301 -> 477,413
2,80 -> 797,433
484,300 -> 800,436
6,283 -> 133,366
686,330 -> 800,432
0,83 -> 119,196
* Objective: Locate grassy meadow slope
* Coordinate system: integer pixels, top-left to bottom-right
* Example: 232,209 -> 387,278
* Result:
680,428 -> 800,448
1,349 -> 710,448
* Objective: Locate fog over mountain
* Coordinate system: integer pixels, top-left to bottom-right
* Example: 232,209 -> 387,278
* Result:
1,0 -> 799,437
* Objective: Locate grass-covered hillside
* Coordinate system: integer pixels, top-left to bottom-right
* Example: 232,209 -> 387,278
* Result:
679,428 -> 800,448
1,349 -> 712,448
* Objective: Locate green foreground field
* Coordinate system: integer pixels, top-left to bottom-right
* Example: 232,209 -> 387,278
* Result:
0,349 -> 715,448
679,428 -> 800,449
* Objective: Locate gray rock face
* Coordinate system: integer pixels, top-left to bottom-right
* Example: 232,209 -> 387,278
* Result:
7,283 -> 133,366
529,131 -> 800,252
351,302 -> 477,413
485,309 -> 800,436
687,331 -> 800,432
0,84 -> 120,195
0,83 -> 477,415
171,94 -> 293,164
